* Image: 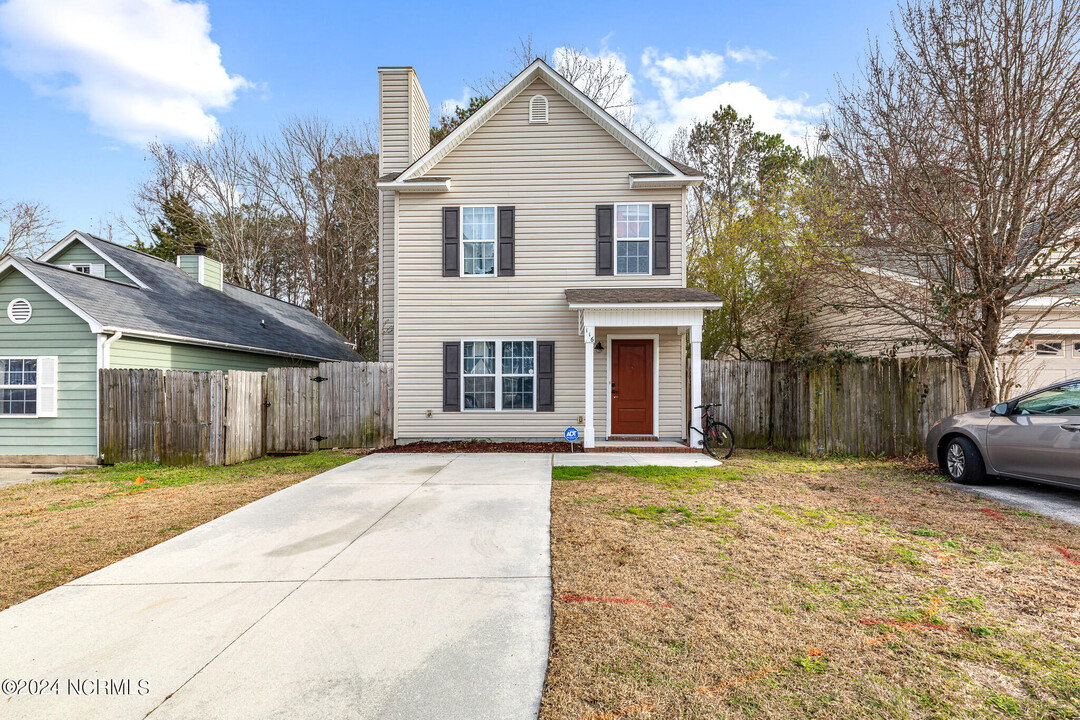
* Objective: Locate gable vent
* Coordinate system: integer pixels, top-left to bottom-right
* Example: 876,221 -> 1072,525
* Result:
7,298 -> 32,324
529,94 -> 548,124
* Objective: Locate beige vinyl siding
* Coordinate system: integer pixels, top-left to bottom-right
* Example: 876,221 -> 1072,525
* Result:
394,78 -> 686,440
379,190 -> 395,361
0,270 -> 98,456
108,337 -> 310,372
47,242 -> 134,285
379,69 -> 412,174
408,70 -> 429,163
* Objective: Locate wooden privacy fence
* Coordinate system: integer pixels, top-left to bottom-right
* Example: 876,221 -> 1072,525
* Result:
702,358 -> 969,457
100,362 -> 393,466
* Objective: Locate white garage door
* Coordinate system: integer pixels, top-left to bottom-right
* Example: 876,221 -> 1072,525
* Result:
1010,337 -> 1080,393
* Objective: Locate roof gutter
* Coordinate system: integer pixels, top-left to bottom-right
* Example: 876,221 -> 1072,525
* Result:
628,174 -> 704,189
567,301 -> 724,310
100,327 -> 349,364
102,330 -> 123,367
375,178 -> 452,192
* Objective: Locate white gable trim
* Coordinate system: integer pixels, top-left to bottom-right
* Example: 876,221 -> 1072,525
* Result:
0,256 -> 104,333
38,231 -> 150,289
385,60 -> 695,185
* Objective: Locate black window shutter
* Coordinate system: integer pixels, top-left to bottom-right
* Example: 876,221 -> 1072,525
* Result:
498,206 -> 515,276
536,341 -> 555,412
595,205 -> 614,275
443,342 -> 461,411
442,207 -> 459,277
652,204 -> 671,275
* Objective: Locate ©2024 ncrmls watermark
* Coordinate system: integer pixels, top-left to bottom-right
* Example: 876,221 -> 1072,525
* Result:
3,677 -> 150,696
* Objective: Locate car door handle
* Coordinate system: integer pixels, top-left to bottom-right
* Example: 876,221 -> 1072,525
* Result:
1061,423 -> 1080,432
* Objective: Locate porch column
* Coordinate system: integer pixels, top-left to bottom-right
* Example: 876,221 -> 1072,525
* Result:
583,326 -> 596,448
690,323 -> 703,447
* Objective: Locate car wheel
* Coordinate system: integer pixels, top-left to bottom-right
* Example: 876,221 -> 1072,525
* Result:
943,436 -> 987,485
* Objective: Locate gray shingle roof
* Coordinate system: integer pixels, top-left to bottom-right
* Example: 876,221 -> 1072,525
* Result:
21,234 -> 359,362
564,287 -> 723,305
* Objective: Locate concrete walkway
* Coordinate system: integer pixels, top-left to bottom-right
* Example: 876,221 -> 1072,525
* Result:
0,453 -> 552,720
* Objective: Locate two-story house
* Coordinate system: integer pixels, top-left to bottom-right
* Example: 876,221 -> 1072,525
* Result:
376,60 -> 721,449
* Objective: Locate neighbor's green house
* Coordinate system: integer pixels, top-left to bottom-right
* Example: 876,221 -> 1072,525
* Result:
0,231 -> 360,465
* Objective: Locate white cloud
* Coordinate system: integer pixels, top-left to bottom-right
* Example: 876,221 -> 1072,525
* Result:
641,48 -> 725,105
0,0 -> 249,144
438,87 -> 473,118
725,45 -> 776,67
637,47 -> 825,149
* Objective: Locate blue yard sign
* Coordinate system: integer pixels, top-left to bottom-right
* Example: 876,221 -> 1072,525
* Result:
564,427 -> 579,442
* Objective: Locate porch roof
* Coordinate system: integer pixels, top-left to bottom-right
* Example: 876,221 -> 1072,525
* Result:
564,287 -> 723,308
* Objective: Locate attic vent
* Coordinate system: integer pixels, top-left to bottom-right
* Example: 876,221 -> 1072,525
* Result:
7,298 -> 32,324
529,94 -> 548,124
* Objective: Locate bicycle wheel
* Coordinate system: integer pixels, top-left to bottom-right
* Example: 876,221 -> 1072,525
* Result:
688,419 -> 716,458
705,422 -> 735,460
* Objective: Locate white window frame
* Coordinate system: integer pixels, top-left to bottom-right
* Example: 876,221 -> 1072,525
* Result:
614,202 -> 652,276
461,338 -> 537,412
0,357 -> 50,418
459,205 -> 498,278
1035,340 -> 1064,357
70,263 -> 92,274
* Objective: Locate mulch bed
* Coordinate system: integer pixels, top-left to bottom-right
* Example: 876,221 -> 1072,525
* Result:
377,440 -> 572,453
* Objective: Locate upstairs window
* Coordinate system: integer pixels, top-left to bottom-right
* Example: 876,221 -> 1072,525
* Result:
529,95 -> 548,123
615,203 -> 651,274
461,206 -> 497,276
71,263 -> 92,274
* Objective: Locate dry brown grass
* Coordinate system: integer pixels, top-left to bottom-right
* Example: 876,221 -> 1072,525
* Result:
542,451 -> 1080,720
0,451 -> 358,610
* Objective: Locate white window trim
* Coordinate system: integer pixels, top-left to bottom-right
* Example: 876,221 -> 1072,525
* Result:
461,338 -> 537,412
613,202 -> 653,276
604,334 -> 660,438
459,205 -> 499,278
69,263 -> 92,274
0,356 -> 51,419
1035,340 -> 1064,357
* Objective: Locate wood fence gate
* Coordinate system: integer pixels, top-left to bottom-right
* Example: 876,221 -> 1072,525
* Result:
264,362 -> 394,454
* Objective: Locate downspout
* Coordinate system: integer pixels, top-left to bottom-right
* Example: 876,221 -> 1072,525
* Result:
102,330 -> 123,368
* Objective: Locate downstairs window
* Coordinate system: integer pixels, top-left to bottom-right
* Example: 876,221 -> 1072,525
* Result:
462,340 -> 535,411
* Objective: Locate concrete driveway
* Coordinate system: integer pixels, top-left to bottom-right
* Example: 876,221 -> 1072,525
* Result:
948,477 -> 1080,527
0,453 -> 551,720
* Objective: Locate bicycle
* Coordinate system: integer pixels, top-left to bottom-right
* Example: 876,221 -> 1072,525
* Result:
688,403 -> 735,459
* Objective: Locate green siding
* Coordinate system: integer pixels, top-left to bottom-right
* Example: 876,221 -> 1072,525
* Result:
109,337 -> 312,372
202,258 -> 223,290
47,242 -> 136,285
177,255 -> 200,283
0,269 -> 98,456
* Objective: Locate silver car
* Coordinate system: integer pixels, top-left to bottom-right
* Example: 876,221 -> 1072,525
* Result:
926,377 -> 1080,486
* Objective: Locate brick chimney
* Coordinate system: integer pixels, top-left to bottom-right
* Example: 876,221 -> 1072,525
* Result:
378,67 -> 430,175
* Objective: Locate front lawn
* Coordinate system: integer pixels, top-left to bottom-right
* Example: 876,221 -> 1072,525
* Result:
542,451 -> 1080,720
0,451 -> 358,610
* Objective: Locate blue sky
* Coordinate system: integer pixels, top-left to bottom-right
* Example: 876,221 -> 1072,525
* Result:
0,0 -> 896,244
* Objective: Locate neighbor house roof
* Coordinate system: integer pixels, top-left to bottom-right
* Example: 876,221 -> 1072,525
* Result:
5,232 -> 359,363
378,59 -> 703,192
565,287 -> 723,306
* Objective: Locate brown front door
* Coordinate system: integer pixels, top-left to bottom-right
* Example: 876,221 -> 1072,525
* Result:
611,339 -> 654,435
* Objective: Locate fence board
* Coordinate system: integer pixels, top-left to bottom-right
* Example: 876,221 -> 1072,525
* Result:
225,371 -> 266,465
704,358 -> 968,457
102,362 -> 394,465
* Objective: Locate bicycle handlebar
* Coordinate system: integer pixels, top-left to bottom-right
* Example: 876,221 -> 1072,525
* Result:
694,403 -> 723,409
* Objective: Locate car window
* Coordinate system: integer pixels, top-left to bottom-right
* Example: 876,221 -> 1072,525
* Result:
1015,381 -> 1080,415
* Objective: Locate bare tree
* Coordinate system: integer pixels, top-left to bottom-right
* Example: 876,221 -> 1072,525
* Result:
826,0 -> 1080,405
1,200 -> 59,257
